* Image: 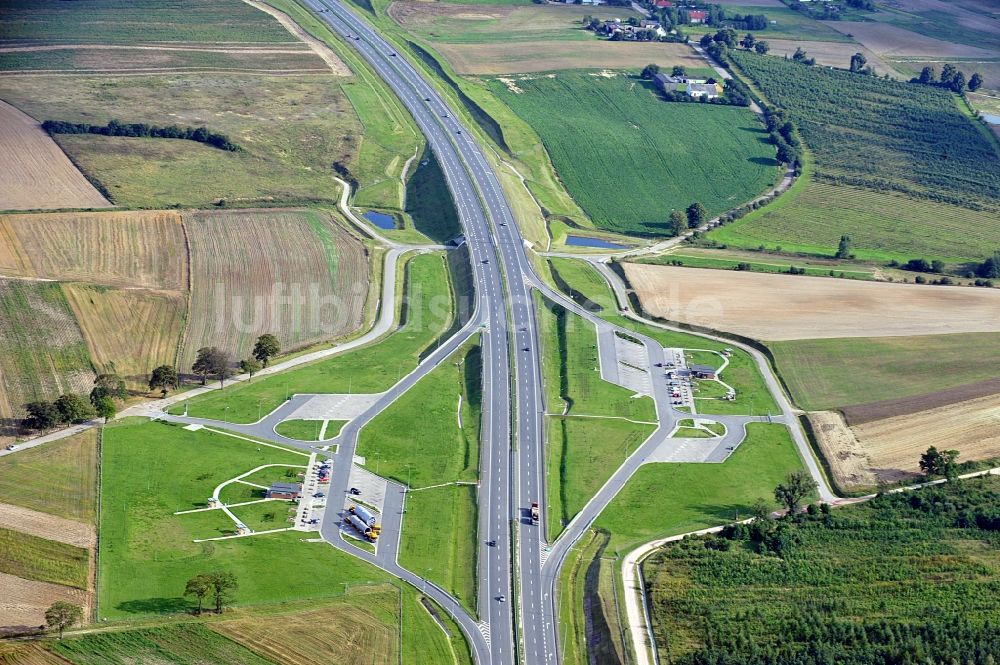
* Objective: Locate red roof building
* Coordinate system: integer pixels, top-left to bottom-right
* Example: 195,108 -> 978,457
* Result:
654,0 -> 672,7
688,9 -> 707,22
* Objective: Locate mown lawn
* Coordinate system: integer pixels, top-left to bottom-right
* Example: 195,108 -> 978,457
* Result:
169,252 -> 453,423
487,71 -> 779,235
769,332 -> 1000,411
595,423 -> 810,553
98,418 -> 389,619
273,419 -> 344,441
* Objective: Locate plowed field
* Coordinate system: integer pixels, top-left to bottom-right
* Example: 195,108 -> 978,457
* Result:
0,572 -> 89,636
0,100 -> 110,211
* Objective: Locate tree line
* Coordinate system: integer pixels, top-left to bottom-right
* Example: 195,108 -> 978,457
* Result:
911,64 -> 984,94
21,334 -> 281,432
42,119 -> 240,152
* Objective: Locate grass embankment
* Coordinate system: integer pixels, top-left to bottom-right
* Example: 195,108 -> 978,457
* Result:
595,423 -> 811,553
487,72 -> 779,236
405,148 -> 462,243
644,477 -> 1000,664
0,429 -> 97,522
769,332 -> 1000,411
274,419 -> 345,441
168,252 -> 453,423
537,293 -> 657,538
363,338 -> 482,612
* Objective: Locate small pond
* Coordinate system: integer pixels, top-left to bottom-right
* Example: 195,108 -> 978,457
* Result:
363,210 -> 396,230
981,113 -> 1000,125
565,234 -> 628,250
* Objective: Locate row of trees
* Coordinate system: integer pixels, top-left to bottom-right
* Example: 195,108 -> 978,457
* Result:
23,374 -> 125,430
41,119 -> 240,152
184,571 -> 239,615
192,334 -> 279,387
700,29 -> 769,55
665,202 -> 709,236
911,64 -> 984,94
764,107 -> 802,169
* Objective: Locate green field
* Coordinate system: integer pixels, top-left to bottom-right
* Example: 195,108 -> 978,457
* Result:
0,527 -> 89,588
708,180 -> 1000,263
0,0 -> 293,43
401,484 -> 478,613
721,51 -> 1000,261
547,257 -> 619,314
98,418 -> 389,618
637,249 -> 875,279
769,332 -> 1000,411
52,624 -> 273,665
273,419 -> 344,441
594,424 -> 809,553
360,338 -> 481,611
0,429 -> 97,522
694,349 -> 778,416
682,4 -> 852,42
169,252 -> 453,423
547,416 -> 655,539
644,477 -> 1000,663
486,71 -> 780,235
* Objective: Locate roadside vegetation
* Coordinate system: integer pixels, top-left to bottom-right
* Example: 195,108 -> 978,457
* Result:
645,475 -> 1000,664
273,419 -> 344,441
169,252 -> 453,423
487,71 -> 779,236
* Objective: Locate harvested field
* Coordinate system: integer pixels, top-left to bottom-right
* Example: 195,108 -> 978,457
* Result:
759,39 -> 897,76
0,571 -> 88,636
0,46 -> 328,74
827,21 -> 995,58
623,263 -> 1000,341
0,430 -> 98,522
436,40 -> 706,74
0,503 -> 94,549
856,394 -> 1000,484
0,280 -> 93,422
0,643 -> 69,664
241,0 -> 349,75
842,377 -> 1000,425
212,586 -> 400,664
0,210 -> 187,289
808,411 -> 877,491
180,210 -> 368,368
63,284 -> 185,388
0,100 -> 110,211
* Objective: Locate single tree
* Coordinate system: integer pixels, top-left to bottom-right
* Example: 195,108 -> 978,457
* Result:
668,210 -> 687,237
919,446 -> 960,480
240,357 -> 262,382
192,347 -> 216,386
969,72 -> 983,91
671,65 -> 686,77
740,32 -> 755,49
90,373 -> 127,406
950,70 -> 966,93
252,334 -> 280,367
751,497 -> 772,522
939,63 -> 957,85
45,601 -> 82,639
184,573 -> 213,615
792,46 -> 808,62
148,365 -> 179,396
212,350 -> 234,388
24,400 -> 60,430
640,63 -> 660,79
976,250 -> 1000,279
849,52 -> 866,73
774,470 -> 818,515
754,40 -> 769,54
94,396 -> 116,424
55,394 -> 95,424
834,234 -> 852,259
917,65 -> 935,84
686,202 -> 707,228
208,571 -> 238,613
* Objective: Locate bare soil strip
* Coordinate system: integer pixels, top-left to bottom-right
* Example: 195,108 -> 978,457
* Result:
842,377 -> 1000,425
240,0 -> 350,75
623,263 -> 1000,341
0,100 -> 110,211
0,503 -> 95,549
0,572 -> 89,634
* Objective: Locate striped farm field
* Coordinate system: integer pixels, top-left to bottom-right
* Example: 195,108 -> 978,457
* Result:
0,280 -> 93,421
709,180 -> 1000,262
0,100 -> 110,212
0,210 -> 188,289
180,210 -> 368,369
63,284 -> 186,388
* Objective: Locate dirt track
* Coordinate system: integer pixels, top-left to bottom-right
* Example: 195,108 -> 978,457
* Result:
0,100 -> 111,211
0,503 -> 95,548
624,263 -> 1000,341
